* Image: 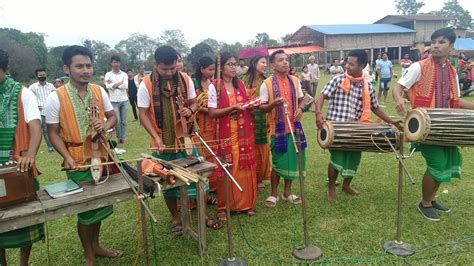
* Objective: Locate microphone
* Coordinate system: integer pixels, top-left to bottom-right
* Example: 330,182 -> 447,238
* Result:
181,156 -> 205,168
374,128 -> 395,137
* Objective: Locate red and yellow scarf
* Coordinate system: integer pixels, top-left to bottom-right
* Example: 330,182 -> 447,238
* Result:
213,79 -> 256,177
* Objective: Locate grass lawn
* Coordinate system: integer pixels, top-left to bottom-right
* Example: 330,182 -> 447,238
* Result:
6,66 -> 474,265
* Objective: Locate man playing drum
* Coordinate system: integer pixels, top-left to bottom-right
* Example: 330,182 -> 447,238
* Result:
316,49 -> 401,203
0,49 -> 43,266
393,28 -> 474,221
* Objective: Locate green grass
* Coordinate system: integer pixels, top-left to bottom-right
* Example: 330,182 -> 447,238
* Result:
6,66 -> 474,265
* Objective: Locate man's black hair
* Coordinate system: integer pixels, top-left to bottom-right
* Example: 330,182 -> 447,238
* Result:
154,45 -> 178,65
431,27 -> 456,44
34,68 -> 46,75
269,49 -> 286,63
110,55 -> 121,63
62,45 -> 93,66
348,49 -> 368,68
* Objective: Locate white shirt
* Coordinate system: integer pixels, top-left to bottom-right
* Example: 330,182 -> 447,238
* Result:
134,74 -> 145,88
307,63 -> 320,81
137,76 -> 196,108
258,78 -> 304,103
21,88 -> 41,123
329,65 -> 344,75
28,81 -> 56,115
104,70 -> 128,102
362,65 -> 372,83
398,62 -> 460,96
45,86 -> 113,124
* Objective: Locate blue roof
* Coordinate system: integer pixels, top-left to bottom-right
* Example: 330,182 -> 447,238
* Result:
454,38 -> 474,51
305,24 -> 415,35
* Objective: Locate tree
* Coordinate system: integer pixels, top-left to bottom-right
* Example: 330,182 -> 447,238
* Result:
0,28 -> 48,69
114,33 -> 157,67
395,0 -> 425,15
46,45 -> 69,79
0,32 -> 38,83
254,32 -> 279,47
220,42 -> 243,56
158,29 -> 190,56
188,42 -> 214,68
439,0 -> 472,29
279,33 -> 293,46
201,38 -> 222,53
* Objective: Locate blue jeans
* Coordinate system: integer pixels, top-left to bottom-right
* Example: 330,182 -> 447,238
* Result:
112,100 -> 128,140
41,115 -> 52,148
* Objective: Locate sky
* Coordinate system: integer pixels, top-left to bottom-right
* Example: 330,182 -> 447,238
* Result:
0,0 -> 473,48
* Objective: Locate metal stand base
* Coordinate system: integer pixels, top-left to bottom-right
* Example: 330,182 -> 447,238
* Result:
383,241 -> 415,256
218,257 -> 247,266
293,245 -> 323,261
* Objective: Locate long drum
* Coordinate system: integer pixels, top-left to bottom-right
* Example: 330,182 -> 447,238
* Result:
404,108 -> 474,146
317,121 -> 399,152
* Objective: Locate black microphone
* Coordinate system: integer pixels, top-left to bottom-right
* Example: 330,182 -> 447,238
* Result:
374,128 -> 395,137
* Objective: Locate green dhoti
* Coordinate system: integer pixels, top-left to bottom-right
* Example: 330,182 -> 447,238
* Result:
0,179 -> 44,249
329,149 -> 362,179
67,171 -> 113,225
417,144 -> 462,183
270,135 -> 306,180
152,150 -> 208,199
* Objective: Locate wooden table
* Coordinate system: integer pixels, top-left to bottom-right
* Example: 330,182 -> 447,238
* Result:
0,173 -> 136,234
0,157 -> 217,260
149,157 -> 217,256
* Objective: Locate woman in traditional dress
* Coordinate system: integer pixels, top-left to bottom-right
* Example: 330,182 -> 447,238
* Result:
241,55 -> 271,190
192,56 -> 218,191
208,52 -> 257,220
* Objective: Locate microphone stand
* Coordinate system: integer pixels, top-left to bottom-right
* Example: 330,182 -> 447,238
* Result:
382,132 -> 415,256
192,125 -> 246,266
283,103 -> 322,261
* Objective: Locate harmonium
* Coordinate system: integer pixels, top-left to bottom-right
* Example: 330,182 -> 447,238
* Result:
0,161 -> 37,209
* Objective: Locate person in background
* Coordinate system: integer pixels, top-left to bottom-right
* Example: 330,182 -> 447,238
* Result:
126,69 -> 138,121
236,59 -> 249,77
307,55 -> 320,97
28,68 -> 56,153
329,59 -> 344,76
400,53 -> 412,76
300,65 -> 312,94
376,53 -> 393,104
104,55 -> 128,146
54,78 -> 64,88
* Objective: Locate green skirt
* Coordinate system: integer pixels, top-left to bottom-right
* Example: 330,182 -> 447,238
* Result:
152,150 -> 208,199
417,144 -> 462,183
0,179 -> 44,249
329,149 -> 362,179
67,171 -> 113,225
270,135 -> 306,180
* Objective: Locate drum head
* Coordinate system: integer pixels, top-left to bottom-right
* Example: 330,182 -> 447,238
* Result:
405,109 -> 430,142
317,122 -> 334,149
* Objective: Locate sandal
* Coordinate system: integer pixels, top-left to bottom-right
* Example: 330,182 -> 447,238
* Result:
170,221 -> 183,236
217,211 -> 227,221
264,196 -> 279,208
257,182 -> 265,190
282,194 -> 302,205
246,209 -> 256,216
206,196 -> 218,205
206,219 -> 222,230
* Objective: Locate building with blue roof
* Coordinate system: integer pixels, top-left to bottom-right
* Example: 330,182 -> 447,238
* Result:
288,15 -> 452,64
